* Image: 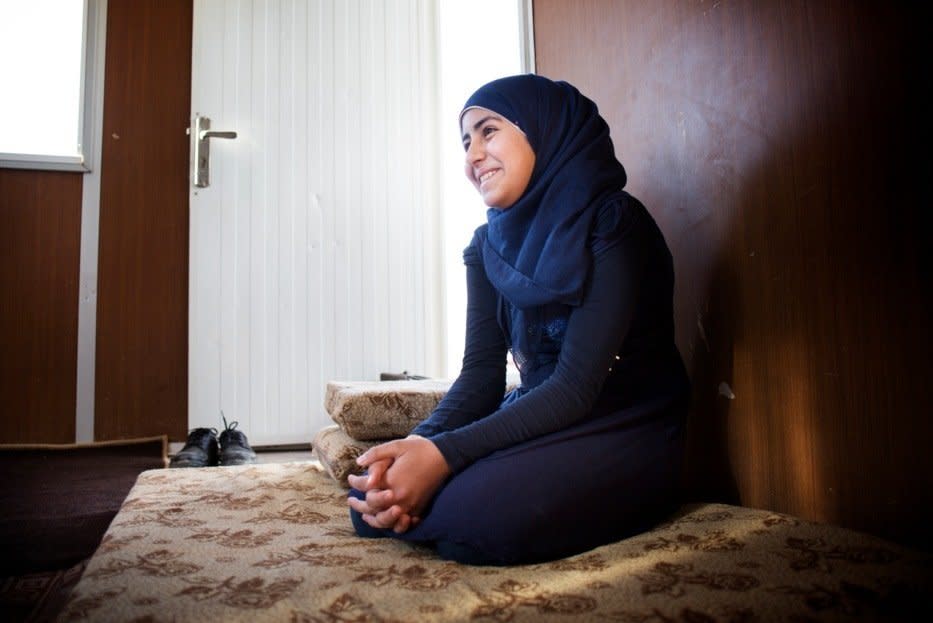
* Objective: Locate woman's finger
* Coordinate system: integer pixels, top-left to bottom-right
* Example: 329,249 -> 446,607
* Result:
365,458 -> 390,487
356,440 -> 401,467
364,487 -> 394,511
347,457 -> 391,492
347,494 -> 375,516
373,505 -> 403,529
361,505 -> 402,530
346,473 -> 368,490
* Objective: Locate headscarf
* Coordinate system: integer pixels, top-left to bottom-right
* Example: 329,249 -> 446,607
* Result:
461,74 -> 629,309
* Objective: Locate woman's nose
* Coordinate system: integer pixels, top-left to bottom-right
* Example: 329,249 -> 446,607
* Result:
465,140 -> 484,164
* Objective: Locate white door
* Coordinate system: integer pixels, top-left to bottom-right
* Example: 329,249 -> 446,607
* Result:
189,0 -> 443,445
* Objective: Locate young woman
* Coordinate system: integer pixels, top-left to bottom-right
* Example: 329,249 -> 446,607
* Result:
347,74 -> 690,565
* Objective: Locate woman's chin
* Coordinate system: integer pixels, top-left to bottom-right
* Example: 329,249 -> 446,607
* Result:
482,196 -> 513,210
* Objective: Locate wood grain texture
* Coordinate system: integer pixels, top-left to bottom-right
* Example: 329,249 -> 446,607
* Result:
534,0 -> 931,550
94,0 -> 192,441
0,169 -> 83,443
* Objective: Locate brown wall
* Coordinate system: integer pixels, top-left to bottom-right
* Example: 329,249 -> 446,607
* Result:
535,0 -> 932,550
0,0 -> 191,444
0,170 -> 82,443
94,0 -> 191,440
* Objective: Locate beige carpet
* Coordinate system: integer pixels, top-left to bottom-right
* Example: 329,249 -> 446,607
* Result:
58,462 -> 931,622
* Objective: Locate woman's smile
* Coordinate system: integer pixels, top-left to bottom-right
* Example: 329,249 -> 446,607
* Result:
478,168 -> 500,186
460,107 -> 535,209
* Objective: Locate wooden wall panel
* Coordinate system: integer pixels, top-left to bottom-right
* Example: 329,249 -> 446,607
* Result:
95,0 -> 192,440
0,170 -> 82,443
534,0 -> 931,550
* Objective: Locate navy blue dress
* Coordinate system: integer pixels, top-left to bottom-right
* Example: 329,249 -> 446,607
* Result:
350,194 -> 690,565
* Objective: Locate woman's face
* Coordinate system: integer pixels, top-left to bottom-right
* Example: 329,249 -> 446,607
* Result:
461,107 -> 536,209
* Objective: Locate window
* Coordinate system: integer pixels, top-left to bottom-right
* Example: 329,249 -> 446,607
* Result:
0,0 -> 101,171
438,0 -> 533,379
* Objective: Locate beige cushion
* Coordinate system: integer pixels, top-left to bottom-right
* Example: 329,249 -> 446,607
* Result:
311,425 -> 377,488
324,379 -> 452,440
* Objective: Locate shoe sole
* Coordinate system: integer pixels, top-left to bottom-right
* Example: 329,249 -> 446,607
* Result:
169,458 -> 213,468
219,456 -> 257,466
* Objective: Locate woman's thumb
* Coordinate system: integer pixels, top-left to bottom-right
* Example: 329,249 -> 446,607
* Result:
356,441 -> 396,466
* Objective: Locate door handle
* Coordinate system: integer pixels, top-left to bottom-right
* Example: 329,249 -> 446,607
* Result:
191,115 -> 237,188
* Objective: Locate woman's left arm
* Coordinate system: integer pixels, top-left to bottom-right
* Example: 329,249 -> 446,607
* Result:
348,239 -> 641,530
428,240 -> 640,473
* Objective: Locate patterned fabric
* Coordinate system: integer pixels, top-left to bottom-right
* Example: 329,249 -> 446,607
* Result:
324,380 -> 452,441
1,559 -> 87,622
312,425 -> 377,488
59,462 -> 931,622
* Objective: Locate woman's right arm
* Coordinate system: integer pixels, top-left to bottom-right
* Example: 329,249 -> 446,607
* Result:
411,236 -> 508,437
350,235 -> 506,530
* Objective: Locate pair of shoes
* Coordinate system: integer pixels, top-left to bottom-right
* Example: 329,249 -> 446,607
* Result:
169,415 -> 257,467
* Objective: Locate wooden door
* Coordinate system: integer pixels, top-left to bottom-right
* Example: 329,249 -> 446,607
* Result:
188,0 -> 442,445
94,0 -> 193,441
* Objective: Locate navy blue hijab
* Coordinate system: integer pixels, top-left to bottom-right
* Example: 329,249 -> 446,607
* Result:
461,74 -> 628,309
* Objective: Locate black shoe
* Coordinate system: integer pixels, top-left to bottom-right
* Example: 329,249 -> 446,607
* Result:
218,415 -> 257,465
170,428 -> 219,468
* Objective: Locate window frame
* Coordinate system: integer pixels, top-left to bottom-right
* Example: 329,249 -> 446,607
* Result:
0,0 -> 103,172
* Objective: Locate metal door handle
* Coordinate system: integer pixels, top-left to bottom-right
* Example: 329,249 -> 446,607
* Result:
191,115 -> 237,188
200,129 -> 237,140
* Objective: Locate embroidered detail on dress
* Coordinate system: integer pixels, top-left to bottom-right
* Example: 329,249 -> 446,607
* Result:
541,317 -> 568,341
512,348 -> 530,373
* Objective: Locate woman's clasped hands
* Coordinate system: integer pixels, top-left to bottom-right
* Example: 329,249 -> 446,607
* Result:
346,435 -> 451,534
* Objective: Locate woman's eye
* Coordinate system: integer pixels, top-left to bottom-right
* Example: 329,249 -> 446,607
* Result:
482,126 -> 497,138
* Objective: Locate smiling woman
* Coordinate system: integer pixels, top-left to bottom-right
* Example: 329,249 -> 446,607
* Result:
348,75 -> 692,565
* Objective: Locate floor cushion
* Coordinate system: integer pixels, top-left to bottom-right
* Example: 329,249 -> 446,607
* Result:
311,424 -> 377,487
59,462 -> 931,622
324,379 -> 452,440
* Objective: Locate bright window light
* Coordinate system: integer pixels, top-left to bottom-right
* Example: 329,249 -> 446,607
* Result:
0,0 -> 86,164
438,0 -> 527,379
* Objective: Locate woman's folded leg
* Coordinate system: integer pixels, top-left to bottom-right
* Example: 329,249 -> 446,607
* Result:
350,404 -> 685,565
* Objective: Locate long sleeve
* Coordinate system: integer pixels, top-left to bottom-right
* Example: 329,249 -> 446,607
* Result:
428,239 -> 640,473
410,239 -> 508,438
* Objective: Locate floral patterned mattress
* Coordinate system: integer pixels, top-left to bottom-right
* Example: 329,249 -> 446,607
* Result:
58,462 -> 930,622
